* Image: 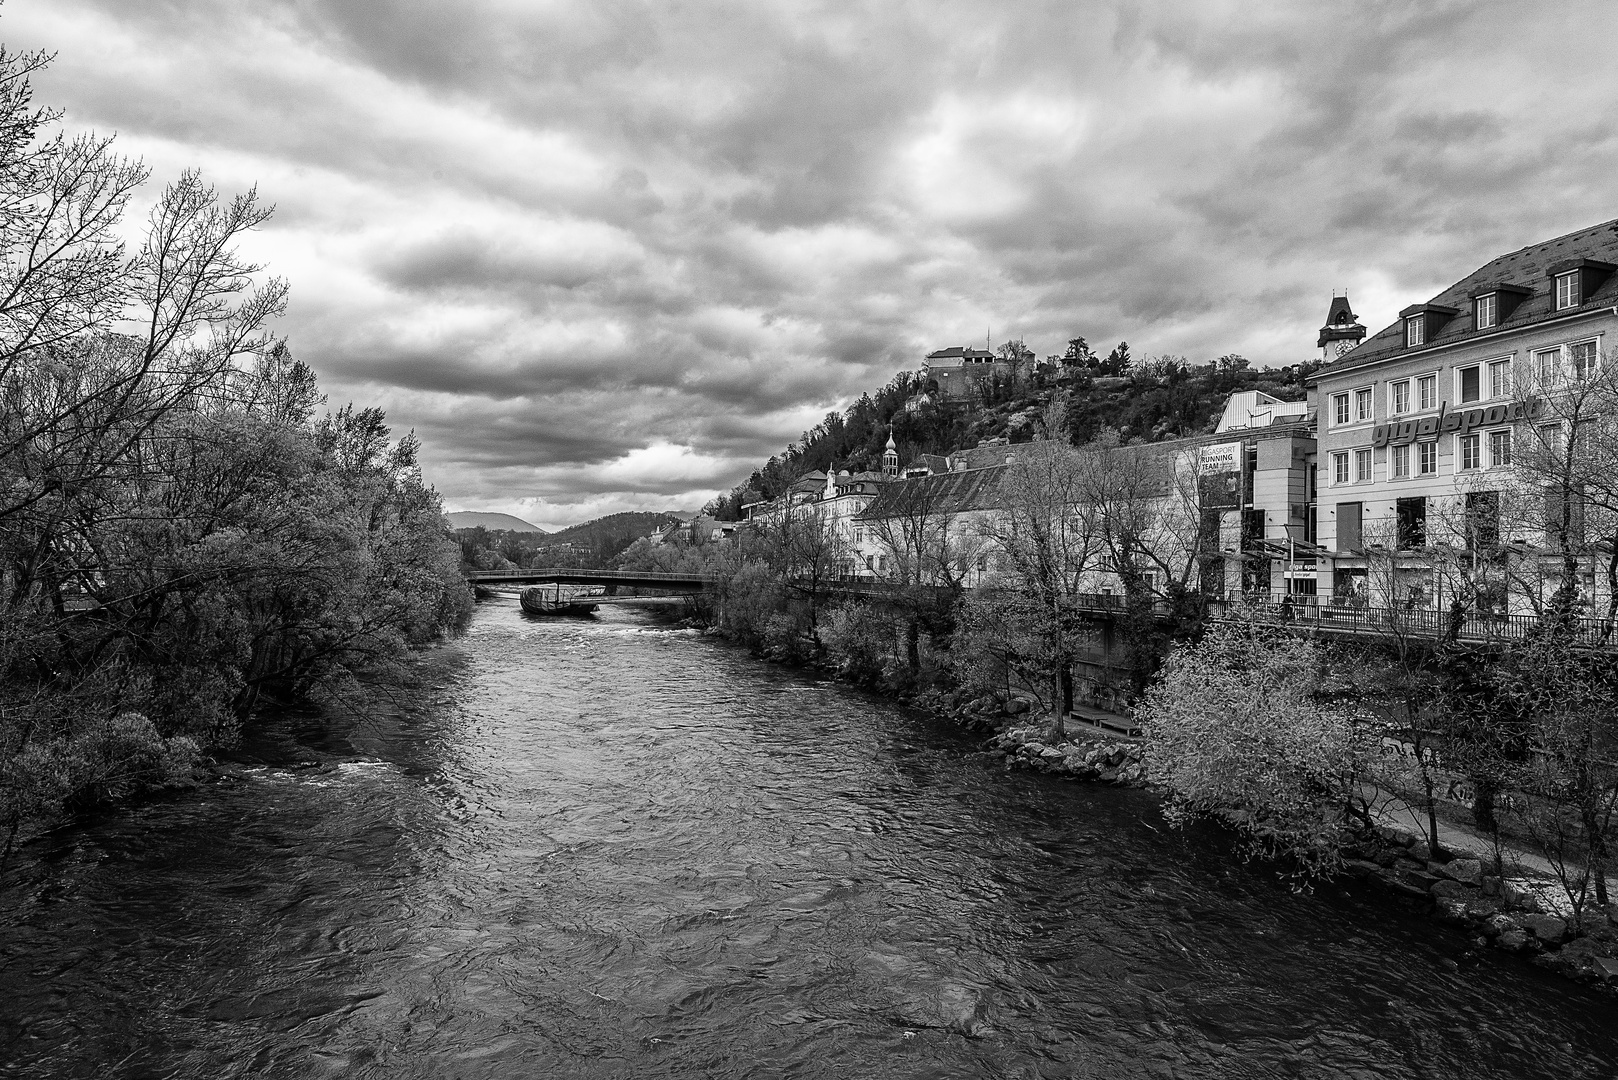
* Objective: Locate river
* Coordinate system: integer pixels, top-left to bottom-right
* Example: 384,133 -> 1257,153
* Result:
3,598 -> 1616,1078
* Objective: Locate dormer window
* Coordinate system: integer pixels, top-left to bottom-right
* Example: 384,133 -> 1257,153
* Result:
1547,259 -> 1615,313
1468,282 -> 1530,327
1556,270 -> 1580,310
1399,303 -> 1458,349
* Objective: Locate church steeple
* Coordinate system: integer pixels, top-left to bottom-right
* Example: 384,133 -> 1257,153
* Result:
1318,292 -> 1366,362
882,431 -> 899,477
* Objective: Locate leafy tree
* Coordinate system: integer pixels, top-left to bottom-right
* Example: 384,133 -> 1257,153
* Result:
1139,616 -> 1374,881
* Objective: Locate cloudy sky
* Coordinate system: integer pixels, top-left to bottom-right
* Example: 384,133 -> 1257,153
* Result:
8,0 -> 1618,527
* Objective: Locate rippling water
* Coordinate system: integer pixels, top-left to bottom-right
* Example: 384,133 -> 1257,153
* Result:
3,598 -> 1616,1078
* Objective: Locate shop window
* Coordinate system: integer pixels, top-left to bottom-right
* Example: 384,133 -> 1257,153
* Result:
1397,497 -> 1427,549
1465,490 -> 1500,551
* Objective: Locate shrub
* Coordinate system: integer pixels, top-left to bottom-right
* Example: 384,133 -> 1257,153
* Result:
1138,619 -> 1372,881
820,603 -> 896,687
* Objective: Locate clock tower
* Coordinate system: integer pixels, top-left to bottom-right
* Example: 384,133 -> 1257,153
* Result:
1317,293 -> 1366,363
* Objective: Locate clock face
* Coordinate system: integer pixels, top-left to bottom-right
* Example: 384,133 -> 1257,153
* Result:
1334,339 -> 1356,358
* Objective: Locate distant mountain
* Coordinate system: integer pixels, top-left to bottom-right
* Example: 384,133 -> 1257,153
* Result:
445,511 -> 548,533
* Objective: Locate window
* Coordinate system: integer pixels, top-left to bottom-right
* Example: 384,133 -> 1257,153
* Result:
1556,270 -> 1580,310
1459,433 -> 1481,471
1354,387 -> 1373,422
1332,451 -> 1348,485
1569,339 -> 1598,380
1397,497 -> 1427,548
1475,293 -> 1497,330
1406,316 -> 1425,347
1391,380 -> 1410,414
1457,365 -> 1481,403
1332,392 -> 1349,426
1489,429 -> 1512,468
1392,444 -> 1410,478
1417,373 -> 1437,410
1535,347 -> 1560,383
1337,501 -> 1363,550
1466,490 -> 1500,551
1488,359 -> 1511,398
976,553 -> 988,572
1354,448 -> 1372,482
1418,441 -> 1437,475
1540,423 -> 1564,453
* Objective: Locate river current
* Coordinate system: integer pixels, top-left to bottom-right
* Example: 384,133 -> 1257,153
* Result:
3,598 -> 1616,1078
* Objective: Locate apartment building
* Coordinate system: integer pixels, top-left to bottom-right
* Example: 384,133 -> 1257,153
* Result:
1310,219 -> 1618,613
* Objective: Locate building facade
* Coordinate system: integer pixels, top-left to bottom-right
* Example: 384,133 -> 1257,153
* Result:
1309,219 -> 1618,615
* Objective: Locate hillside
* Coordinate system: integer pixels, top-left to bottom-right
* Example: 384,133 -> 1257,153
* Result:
706,347 -> 1317,518
456,511 -> 687,571
445,511 -> 547,533
545,511 -> 687,553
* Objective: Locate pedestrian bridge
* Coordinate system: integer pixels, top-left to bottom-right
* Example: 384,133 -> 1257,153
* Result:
464,567 -> 713,592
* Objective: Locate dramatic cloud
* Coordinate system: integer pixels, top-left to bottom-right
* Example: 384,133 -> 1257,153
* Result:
8,0 -> 1618,526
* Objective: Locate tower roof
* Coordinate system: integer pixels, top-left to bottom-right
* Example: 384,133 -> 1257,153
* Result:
1317,293 -> 1366,349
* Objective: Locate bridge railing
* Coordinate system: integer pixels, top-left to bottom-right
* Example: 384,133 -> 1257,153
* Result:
465,567 -> 716,584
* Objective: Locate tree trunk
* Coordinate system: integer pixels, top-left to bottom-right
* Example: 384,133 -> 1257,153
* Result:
1048,667 -> 1067,743
906,616 -> 920,675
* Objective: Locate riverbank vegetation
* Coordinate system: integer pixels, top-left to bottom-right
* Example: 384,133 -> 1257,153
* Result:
0,48 -> 469,857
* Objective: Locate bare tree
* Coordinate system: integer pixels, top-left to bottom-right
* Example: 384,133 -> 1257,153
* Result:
972,436 -> 1102,740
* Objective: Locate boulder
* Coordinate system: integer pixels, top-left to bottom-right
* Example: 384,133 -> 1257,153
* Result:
1394,867 -> 1441,894
1519,914 -> 1568,945
1439,859 -> 1483,885
1004,698 -> 1029,715
1376,826 -> 1416,847
1496,929 -> 1530,951
1039,747 -> 1065,761
1501,881 -> 1544,913
1435,898 -> 1471,924
1430,879 -> 1474,900
1481,875 -> 1501,897
1597,957 -> 1618,983
1483,914 -> 1517,938
1408,841 -> 1432,861
1340,859 -> 1381,880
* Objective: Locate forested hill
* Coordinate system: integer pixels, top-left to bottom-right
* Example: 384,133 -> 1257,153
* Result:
545,512 -> 687,550
705,344 -> 1317,519
456,511 -> 688,570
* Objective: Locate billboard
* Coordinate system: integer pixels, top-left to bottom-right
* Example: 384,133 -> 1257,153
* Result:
1197,441 -> 1243,475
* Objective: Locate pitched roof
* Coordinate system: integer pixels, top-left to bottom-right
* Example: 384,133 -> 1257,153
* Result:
1315,218 -> 1618,380
925,346 -> 996,361
855,465 -> 1007,520
1321,294 -> 1357,328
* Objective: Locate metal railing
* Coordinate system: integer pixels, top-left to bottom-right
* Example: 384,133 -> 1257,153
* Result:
1208,596 -> 1617,647
464,567 -> 715,588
